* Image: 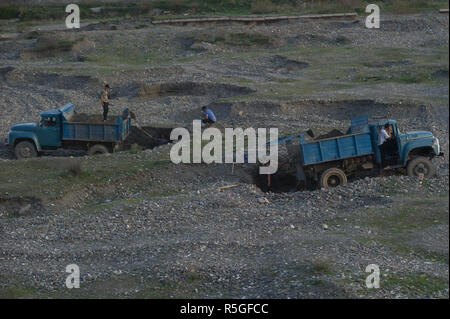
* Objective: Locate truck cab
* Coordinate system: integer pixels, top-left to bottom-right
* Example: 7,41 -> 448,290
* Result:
36,110 -> 62,148
369,120 -> 442,177
7,110 -> 63,158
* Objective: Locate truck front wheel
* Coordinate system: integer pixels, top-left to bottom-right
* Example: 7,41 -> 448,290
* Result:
319,168 -> 347,189
14,141 -> 37,159
88,144 -> 110,156
406,157 -> 434,178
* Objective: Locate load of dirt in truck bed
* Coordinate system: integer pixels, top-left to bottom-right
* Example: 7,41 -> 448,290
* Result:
315,129 -> 345,140
123,126 -> 172,150
70,113 -> 117,124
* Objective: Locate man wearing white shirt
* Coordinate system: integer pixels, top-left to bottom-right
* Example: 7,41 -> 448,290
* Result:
378,124 -> 392,168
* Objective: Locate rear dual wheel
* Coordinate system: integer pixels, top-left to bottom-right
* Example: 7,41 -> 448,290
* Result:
88,144 -> 110,156
319,168 -> 347,189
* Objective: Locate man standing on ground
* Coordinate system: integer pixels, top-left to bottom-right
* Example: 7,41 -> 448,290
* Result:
101,84 -> 110,121
378,124 -> 392,169
201,106 -> 216,127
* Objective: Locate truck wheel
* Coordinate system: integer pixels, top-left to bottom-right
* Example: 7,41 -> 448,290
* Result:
14,141 -> 37,159
88,144 -> 109,156
407,157 -> 434,178
320,168 -> 347,188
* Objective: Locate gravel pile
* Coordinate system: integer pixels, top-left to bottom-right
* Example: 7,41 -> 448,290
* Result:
0,149 -> 447,297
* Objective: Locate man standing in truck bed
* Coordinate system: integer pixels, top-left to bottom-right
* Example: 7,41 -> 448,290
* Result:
100,84 -> 110,121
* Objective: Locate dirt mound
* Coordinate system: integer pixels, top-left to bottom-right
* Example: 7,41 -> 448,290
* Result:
0,196 -> 45,218
5,70 -> 101,92
136,82 -> 255,99
20,36 -> 93,61
315,129 -> 344,140
269,55 -> 309,72
207,99 -> 428,122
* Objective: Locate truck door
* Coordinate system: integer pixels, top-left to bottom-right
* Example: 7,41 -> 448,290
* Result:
378,123 -> 401,166
392,123 -> 402,164
37,116 -> 61,147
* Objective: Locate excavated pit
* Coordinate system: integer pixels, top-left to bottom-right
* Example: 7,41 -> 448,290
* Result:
205,99 -> 431,128
251,168 -> 300,193
123,126 -> 173,150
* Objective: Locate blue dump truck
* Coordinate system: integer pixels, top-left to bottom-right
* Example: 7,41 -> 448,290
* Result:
269,115 -> 443,189
7,103 -> 132,159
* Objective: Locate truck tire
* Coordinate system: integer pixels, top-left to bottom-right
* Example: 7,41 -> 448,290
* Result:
14,141 -> 37,159
88,144 -> 109,156
406,157 -> 434,178
319,168 -> 347,188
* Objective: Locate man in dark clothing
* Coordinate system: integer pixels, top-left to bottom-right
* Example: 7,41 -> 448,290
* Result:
101,84 -> 110,121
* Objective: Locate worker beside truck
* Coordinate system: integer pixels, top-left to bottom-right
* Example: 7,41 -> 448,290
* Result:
201,106 -> 216,127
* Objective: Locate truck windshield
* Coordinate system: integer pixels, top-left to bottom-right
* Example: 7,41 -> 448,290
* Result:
40,117 -> 57,127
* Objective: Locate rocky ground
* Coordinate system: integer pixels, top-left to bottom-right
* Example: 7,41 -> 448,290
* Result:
0,8 -> 448,298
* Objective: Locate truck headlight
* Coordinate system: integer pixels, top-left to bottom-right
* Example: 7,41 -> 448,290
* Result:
432,137 -> 440,154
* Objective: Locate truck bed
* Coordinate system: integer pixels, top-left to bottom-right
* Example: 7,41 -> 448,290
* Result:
270,116 -> 375,166
60,104 -> 131,143
301,132 -> 374,165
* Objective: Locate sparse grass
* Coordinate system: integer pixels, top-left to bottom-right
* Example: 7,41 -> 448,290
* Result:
129,143 -> 142,154
354,70 -> 439,85
59,158 -> 83,176
383,0 -> 449,14
21,36 -> 86,59
0,154 -> 171,201
383,272 -> 448,296
331,194 -> 449,267
359,199 -> 448,233
0,271 -> 208,299
287,258 -> 335,275
0,286 -> 40,299
311,258 -> 334,274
